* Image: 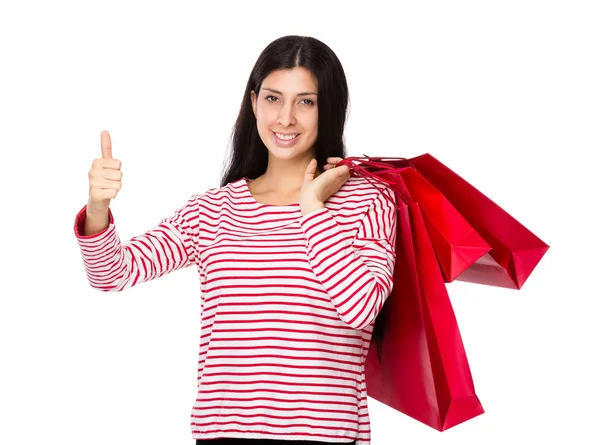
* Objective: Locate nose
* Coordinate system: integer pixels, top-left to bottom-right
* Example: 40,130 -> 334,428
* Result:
277,102 -> 296,126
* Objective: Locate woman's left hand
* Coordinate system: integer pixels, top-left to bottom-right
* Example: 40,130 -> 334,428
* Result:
300,157 -> 350,206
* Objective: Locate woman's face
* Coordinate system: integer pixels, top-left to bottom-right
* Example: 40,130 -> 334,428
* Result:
250,67 -> 318,164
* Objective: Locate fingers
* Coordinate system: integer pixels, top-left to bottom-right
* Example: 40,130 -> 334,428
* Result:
92,156 -> 121,170
101,130 -> 112,159
303,158 -> 318,186
323,157 -> 344,170
88,165 -> 122,183
98,168 -> 123,181
304,158 -> 317,173
88,130 -> 122,208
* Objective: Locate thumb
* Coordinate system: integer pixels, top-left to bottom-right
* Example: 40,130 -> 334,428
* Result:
337,164 -> 350,176
101,130 -> 113,159
303,158 -> 317,186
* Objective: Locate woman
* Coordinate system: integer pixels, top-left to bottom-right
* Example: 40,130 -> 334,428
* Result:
74,35 -> 397,445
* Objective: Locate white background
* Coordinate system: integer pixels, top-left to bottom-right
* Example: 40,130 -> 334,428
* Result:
1,1 -> 598,444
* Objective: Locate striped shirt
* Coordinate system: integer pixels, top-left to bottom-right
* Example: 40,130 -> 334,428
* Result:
74,175 -> 397,444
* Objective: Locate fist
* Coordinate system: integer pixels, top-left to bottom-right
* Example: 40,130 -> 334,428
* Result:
87,130 -> 123,213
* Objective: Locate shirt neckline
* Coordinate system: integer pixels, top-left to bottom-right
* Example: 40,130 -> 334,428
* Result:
240,177 -> 301,209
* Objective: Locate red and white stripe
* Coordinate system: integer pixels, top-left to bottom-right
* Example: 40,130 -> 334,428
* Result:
74,175 -> 397,445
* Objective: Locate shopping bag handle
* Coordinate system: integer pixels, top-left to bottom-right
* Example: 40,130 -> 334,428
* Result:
336,155 -> 413,210
338,155 -> 408,172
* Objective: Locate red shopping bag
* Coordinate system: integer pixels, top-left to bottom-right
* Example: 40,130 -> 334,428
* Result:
362,185 -> 484,431
395,167 -> 491,282
409,153 -> 549,289
340,154 -> 550,289
338,157 -> 492,283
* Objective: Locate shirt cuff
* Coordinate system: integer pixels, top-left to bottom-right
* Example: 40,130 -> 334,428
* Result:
73,204 -> 115,241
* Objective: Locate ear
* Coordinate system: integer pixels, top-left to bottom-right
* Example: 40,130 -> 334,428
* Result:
250,90 -> 257,118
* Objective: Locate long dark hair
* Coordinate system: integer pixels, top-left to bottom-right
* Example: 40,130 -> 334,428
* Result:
219,35 -> 388,362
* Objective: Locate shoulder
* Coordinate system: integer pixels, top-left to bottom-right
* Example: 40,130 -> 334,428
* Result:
335,174 -> 396,216
185,179 -> 246,211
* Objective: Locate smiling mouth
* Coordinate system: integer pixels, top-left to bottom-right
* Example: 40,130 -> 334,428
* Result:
273,131 -> 300,140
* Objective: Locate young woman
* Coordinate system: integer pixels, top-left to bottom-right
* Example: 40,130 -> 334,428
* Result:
74,35 -> 397,445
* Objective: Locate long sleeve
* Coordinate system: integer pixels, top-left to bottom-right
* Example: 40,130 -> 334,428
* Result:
298,187 -> 398,330
73,194 -> 200,292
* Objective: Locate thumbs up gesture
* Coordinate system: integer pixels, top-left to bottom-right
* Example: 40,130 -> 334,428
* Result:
87,130 -> 123,214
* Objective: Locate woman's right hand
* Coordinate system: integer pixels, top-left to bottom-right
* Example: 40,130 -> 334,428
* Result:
87,130 -> 123,214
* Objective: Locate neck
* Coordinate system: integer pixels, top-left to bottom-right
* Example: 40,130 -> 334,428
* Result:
257,155 -> 322,193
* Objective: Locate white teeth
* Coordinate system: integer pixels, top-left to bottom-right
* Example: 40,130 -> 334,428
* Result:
275,132 -> 299,140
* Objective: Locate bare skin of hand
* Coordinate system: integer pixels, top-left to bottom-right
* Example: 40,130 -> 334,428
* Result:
300,157 -> 350,211
88,130 -> 123,214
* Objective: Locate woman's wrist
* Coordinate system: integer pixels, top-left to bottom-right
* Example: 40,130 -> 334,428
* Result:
300,200 -> 325,216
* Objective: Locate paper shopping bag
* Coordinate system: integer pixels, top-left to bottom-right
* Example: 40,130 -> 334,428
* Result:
395,166 -> 491,282
408,153 -> 549,289
340,154 -> 550,289
361,184 -> 484,431
338,157 -> 492,282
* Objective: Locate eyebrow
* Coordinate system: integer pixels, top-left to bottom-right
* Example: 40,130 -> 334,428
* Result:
262,87 -> 317,96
